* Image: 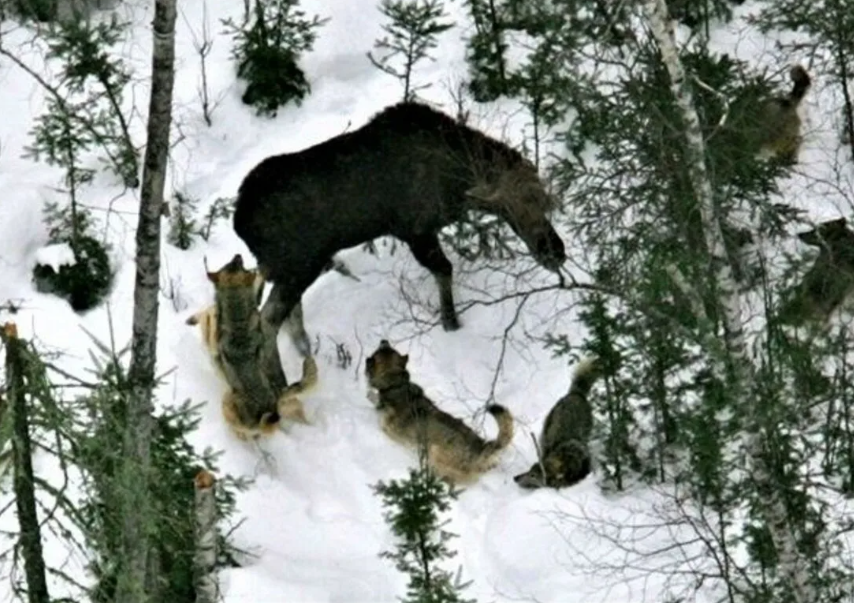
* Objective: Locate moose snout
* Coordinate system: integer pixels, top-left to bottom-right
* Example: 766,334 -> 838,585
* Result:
535,232 -> 567,272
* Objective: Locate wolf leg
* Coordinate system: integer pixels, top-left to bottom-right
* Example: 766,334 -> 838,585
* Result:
404,234 -> 459,331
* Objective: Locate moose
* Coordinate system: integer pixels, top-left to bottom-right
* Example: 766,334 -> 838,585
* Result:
233,101 -> 567,388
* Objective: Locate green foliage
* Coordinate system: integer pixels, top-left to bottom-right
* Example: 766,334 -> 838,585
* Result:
462,0 -> 623,104
368,0 -> 454,102
200,196 -> 236,241
73,341 -> 248,602
168,192 -> 200,250
25,15 -> 138,188
32,235 -> 113,312
166,192 -> 237,248
667,0 -> 745,33
373,459 -> 475,603
223,0 -> 328,117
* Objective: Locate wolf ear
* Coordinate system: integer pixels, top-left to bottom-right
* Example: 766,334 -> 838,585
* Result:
401,354 -> 409,367
206,271 -> 220,284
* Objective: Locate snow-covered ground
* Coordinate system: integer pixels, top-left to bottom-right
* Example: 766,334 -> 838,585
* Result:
0,0 -> 851,601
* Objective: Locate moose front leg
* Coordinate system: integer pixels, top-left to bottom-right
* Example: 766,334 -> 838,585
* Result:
405,234 -> 460,331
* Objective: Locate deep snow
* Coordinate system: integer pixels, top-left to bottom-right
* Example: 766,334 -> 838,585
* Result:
0,0 -> 851,601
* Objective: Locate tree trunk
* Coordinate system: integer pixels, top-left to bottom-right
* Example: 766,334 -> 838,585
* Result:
643,0 -> 816,600
113,0 -> 177,601
193,470 -> 219,603
2,323 -> 51,603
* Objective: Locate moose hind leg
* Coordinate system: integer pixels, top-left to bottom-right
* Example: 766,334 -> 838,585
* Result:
259,283 -> 298,392
405,234 -> 459,331
284,300 -> 312,358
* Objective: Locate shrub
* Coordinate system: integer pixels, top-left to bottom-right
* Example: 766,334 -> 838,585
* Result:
32,235 -> 113,312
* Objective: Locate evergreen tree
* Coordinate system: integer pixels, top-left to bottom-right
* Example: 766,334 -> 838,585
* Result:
373,447 -> 475,603
368,0 -> 454,102
223,0 -> 328,117
3,13 -> 141,312
73,340 -> 247,602
167,192 -> 200,250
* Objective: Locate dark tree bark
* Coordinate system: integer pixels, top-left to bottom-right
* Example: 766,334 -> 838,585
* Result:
113,0 -> 177,601
2,323 -> 51,603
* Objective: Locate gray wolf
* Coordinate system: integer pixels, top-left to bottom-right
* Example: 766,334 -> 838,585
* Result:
778,217 -> 854,326
756,65 -> 811,163
365,339 -> 514,484
514,357 -> 600,489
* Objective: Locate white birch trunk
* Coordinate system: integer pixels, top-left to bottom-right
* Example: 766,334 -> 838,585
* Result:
194,470 -> 219,603
643,0 -> 816,599
115,0 -> 178,601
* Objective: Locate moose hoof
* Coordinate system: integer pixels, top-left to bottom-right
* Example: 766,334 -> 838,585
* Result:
441,315 -> 461,331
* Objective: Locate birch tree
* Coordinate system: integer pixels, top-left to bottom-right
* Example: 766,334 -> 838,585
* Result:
114,0 -> 177,600
643,0 -> 816,599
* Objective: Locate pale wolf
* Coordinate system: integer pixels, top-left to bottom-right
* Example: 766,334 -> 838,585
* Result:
514,357 -> 600,489
187,255 -> 318,439
365,339 -> 514,484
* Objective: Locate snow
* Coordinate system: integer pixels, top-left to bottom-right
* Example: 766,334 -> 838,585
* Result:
0,1 -> 852,602
33,242 -> 76,271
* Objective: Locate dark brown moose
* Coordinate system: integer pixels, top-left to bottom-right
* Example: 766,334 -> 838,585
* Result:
232,101 -> 566,388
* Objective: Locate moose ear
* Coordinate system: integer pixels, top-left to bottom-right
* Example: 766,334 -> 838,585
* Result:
465,184 -> 498,205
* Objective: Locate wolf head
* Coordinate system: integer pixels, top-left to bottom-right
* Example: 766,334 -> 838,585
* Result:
365,339 -> 411,390
513,443 -> 591,490
206,254 -> 266,305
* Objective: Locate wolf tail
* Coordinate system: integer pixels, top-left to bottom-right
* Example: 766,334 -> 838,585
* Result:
259,411 -> 281,429
568,356 -> 600,401
789,65 -> 811,104
480,404 -> 515,458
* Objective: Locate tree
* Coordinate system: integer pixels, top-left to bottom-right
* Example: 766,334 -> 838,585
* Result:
113,0 -> 177,599
223,0 -> 328,117
367,0 -> 454,102
373,446 -> 474,603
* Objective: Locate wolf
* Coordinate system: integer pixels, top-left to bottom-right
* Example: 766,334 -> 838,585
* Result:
755,65 -> 811,163
365,339 -> 514,484
188,255 -> 319,438
514,357 -> 600,490
777,217 -> 854,326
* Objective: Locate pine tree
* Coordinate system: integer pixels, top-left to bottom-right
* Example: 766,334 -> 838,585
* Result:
223,0 -> 328,117
167,191 -> 200,250
373,447 -> 475,603
367,0 -> 454,102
